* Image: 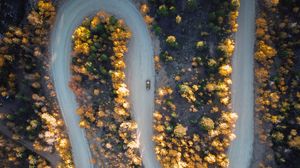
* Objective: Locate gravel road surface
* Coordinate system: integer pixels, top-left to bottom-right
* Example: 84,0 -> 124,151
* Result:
228,0 -> 256,168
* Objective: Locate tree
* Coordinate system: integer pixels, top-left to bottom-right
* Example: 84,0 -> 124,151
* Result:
219,65 -> 232,76
255,67 -> 269,83
229,11 -> 239,32
73,26 -> 91,41
153,24 -> 162,35
91,16 -> 100,29
160,51 -> 174,62
272,131 -> 284,142
218,39 -> 235,57
0,55 -> 4,67
204,153 -> 216,164
174,124 -> 187,137
175,15 -> 182,24
289,136 -> 300,149
140,4 -> 149,15
158,5 -> 168,16
179,83 -> 196,102
166,35 -> 178,48
200,117 -> 215,130
255,40 -> 277,61
196,41 -> 205,49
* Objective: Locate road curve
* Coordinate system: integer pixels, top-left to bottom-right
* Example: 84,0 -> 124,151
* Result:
50,0 -> 160,167
228,0 -> 255,168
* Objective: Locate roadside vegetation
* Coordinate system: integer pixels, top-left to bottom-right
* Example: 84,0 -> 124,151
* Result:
141,0 -> 240,167
254,0 -> 300,167
70,12 -> 142,167
0,0 -> 73,167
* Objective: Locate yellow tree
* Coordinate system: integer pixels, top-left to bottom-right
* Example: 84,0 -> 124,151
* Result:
255,40 -> 277,61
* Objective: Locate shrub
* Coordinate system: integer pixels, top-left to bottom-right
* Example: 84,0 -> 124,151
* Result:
166,35 -> 178,48
158,5 -> 168,16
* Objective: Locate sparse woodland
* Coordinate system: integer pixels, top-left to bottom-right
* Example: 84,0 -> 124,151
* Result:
0,0 -> 299,167
70,12 -> 142,167
142,0 -> 240,167
0,135 -> 50,168
0,0 -> 73,167
255,0 -> 300,167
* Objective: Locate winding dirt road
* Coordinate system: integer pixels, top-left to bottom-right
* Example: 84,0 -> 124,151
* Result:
50,0 -> 159,167
228,0 -> 256,168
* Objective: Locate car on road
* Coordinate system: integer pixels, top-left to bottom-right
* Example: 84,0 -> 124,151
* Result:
146,80 -> 151,90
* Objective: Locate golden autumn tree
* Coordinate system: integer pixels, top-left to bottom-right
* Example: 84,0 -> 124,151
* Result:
255,40 -> 277,61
